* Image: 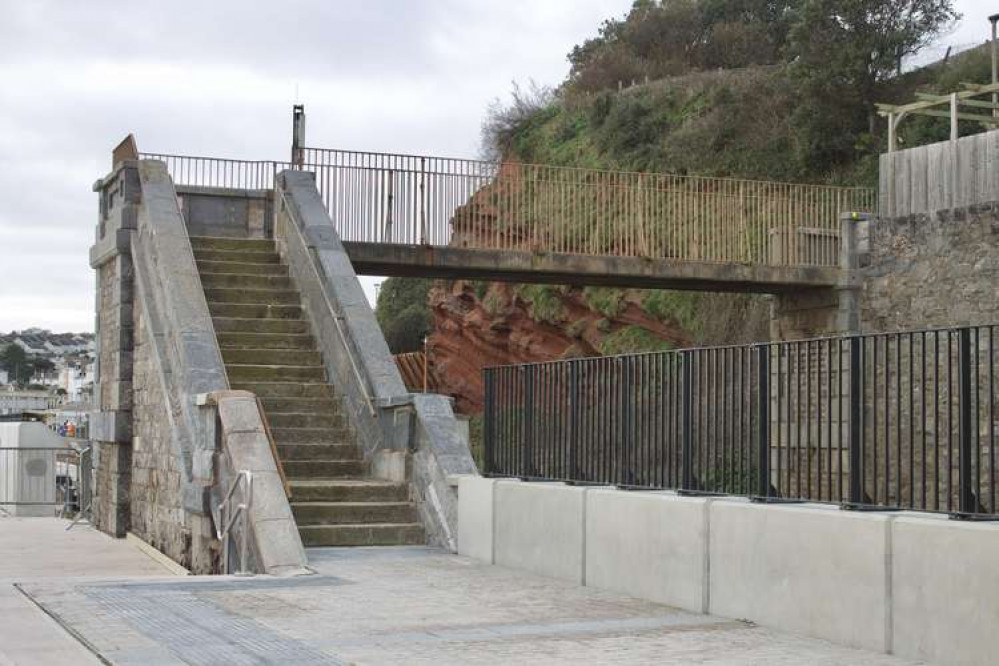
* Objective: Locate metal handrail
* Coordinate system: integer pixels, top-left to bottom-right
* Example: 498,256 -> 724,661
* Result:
215,470 -> 253,576
277,185 -> 378,416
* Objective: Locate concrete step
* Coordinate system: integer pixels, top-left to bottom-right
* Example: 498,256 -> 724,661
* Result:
259,397 -> 339,413
208,303 -> 302,320
197,259 -> 288,277
230,382 -> 335,399
268,412 -> 346,430
289,480 -> 409,503
283,459 -> 366,479
291,502 -> 417,526
200,273 -> 293,290
190,236 -> 276,252
213,317 -> 308,335
193,248 -> 281,264
277,442 -> 359,461
205,287 -> 300,306
271,426 -> 350,444
226,364 -> 325,383
221,348 -> 321,366
298,523 -> 425,547
217,332 -> 315,350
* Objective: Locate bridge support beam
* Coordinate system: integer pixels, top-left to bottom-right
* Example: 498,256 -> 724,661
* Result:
770,213 -> 866,340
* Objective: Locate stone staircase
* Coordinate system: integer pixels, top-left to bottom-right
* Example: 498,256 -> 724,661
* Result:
190,235 -> 424,547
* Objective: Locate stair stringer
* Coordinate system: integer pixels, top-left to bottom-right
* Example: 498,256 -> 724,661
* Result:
274,170 -> 478,551
130,160 -> 307,574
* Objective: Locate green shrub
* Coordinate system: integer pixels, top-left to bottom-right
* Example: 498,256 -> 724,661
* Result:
600,326 -> 675,355
515,285 -> 566,325
482,290 -> 507,317
584,287 -> 626,319
643,290 -> 700,333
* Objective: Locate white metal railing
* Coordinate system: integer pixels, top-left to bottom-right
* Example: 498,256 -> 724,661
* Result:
142,149 -> 877,270
214,470 -> 253,576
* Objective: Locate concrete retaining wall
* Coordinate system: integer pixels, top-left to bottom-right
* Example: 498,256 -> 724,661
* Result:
459,477 -> 999,665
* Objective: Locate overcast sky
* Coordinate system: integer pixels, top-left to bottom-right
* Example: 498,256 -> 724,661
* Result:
0,0 -> 990,333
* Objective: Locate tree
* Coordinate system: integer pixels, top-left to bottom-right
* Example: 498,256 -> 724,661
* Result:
565,0 -> 804,93
0,344 -> 31,385
787,0 -> 959,167
30,356 -> 55,377
375,278 -> 434,354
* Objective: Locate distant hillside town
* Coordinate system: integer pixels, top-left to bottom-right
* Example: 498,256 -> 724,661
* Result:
0,328 -> 95,410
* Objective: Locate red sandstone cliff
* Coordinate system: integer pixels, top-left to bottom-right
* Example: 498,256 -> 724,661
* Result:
427,281 -> 692,413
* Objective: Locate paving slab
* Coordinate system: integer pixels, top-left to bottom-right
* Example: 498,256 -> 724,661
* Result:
15,544 -> 925,665
0,515 -> 177,666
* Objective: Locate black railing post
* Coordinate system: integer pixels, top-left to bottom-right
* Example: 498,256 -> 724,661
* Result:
523,367 -> 535,477
756,345 -> 771,498
622,359 -> 634,486
681,352 -> 694,491
849,336 -> 864,505
483,368 -> 494,474
959,327 -> 976,514
568,362 -> 579,478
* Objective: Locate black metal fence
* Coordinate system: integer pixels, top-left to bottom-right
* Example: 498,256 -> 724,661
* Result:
483,325 -> 999,517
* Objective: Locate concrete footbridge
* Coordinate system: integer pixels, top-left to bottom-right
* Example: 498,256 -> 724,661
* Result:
143,110 -> 875,295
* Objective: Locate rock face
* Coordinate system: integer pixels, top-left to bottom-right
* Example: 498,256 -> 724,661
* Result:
427,281 -> 692,413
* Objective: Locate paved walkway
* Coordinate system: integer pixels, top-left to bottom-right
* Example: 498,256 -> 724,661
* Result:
4,527 -> 925,665
0,515 -> 176,665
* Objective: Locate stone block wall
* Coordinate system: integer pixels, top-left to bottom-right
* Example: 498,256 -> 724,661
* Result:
92,441 -> 131,537
861,203 -> 999,332
128,298 -> 205,570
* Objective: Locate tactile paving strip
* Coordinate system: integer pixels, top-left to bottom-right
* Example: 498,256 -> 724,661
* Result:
83,581 -> 347,665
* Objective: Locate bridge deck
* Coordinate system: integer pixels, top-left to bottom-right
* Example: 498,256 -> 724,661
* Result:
344,241 -> 842,293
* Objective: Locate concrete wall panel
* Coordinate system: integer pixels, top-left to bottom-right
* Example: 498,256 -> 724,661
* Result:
709,502 -> 890,653
892,516 -> 999,666
494,481 -> 584,583
585,490 -> 707,612
457,476 -> 494,563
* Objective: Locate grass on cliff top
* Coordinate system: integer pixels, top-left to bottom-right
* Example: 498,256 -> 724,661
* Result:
600,325 -> 675,356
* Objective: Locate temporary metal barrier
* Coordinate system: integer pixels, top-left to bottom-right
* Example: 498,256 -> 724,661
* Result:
0,446 -> 87,517
141,149 -> 876,270
484,325 -> 999,518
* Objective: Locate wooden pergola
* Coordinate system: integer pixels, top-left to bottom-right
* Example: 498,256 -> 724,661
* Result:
877,82 -> 999,152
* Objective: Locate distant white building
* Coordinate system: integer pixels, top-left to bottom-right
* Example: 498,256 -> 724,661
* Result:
0,370 -> 7,385
58,362 -> 94,402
